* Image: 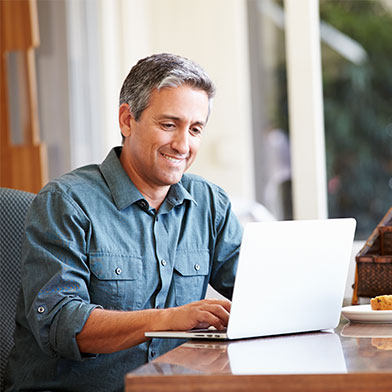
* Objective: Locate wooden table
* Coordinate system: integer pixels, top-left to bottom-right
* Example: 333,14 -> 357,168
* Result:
125,319 -> 392,391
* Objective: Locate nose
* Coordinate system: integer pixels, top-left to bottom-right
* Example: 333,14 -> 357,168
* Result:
171,128 -> 190,156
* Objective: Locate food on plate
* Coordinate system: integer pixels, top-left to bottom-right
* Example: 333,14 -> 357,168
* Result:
371,338 -> 392,351
370,295 -> 392,310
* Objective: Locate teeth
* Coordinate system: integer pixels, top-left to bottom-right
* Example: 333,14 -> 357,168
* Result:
163,154 -> 181,163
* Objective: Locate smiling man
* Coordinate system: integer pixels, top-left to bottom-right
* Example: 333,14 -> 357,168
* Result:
119,84 -> 208,208
5,53 -> 243,392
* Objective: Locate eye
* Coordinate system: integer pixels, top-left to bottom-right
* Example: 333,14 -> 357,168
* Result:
162,122 -> 176,130
190,127 -> 203,136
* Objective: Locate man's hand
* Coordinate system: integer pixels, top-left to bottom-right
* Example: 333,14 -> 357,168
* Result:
165,299 -> 231,331
77,299 -> 231,354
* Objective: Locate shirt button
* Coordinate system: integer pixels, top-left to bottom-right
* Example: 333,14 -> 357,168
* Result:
194,264 -> 200,271
161,259 -> 167,267
151,350 -> 156,358
156,305 -> 161,309
115,267 -> 122,275
139,200 -> 148,210
37,306 -> 45,314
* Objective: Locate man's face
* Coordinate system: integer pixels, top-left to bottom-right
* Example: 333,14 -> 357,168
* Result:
120,85 -> 209,191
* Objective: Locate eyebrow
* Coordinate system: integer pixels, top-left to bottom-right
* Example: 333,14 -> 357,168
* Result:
156,114 -> 206,127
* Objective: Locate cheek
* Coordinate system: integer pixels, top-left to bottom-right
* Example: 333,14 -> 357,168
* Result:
131,132 -> 154,153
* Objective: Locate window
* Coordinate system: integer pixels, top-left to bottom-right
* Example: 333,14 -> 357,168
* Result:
248,0 -> 392,240
320,0 -> 392,239
247,0 -> 292,221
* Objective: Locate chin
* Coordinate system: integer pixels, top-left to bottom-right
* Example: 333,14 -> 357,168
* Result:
160,174 -> 183,186
158,169 -> 186,185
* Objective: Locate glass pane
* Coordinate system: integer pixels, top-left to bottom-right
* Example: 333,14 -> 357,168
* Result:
320,0 -> 392,239
247,0 -> 292,220
7,51 -> 27,145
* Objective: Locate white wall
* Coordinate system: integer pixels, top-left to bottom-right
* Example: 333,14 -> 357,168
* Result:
117,0 -> 256,200
34,0 -> 255,199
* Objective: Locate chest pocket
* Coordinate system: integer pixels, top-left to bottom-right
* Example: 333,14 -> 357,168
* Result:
173,250 -> 210,306
89,253 -> 143,310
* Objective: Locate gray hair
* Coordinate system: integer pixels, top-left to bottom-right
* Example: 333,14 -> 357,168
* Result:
119,53 -> 216,124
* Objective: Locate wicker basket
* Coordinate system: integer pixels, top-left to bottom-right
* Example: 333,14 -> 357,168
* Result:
352,207 -> 392,305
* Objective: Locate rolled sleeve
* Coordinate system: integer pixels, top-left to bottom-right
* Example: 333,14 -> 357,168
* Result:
21,189 -> 98,360
50,300 -> 101,360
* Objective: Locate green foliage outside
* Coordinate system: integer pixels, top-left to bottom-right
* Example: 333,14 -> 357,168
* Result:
320,0 -> 392,239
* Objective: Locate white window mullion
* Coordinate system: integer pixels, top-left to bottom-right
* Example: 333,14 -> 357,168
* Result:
284,0 -> 328,220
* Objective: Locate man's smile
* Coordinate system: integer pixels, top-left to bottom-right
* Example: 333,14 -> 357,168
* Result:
161,152 -> 185,164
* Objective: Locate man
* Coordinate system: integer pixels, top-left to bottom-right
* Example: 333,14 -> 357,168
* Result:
5,53 -> 242,391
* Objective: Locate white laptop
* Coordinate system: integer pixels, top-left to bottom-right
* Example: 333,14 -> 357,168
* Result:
145,218 -> 356,340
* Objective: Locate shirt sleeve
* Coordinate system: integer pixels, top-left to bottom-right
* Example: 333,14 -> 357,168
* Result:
21,189 -> 101,361
209,188 -> 243,299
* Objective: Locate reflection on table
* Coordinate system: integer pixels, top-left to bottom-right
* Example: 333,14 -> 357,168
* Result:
227,331 -> 346,374
340,322 -> 392,372
341,322 -> 392,338
126,320 -> 392,392
142,331 -> 346,375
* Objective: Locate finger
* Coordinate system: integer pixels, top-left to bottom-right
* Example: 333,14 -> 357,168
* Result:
201,303 -> 230,326
195,321 -> 210,329
198,303 -> 231,329
197,311 -> 226,330
173,299 -> 231,330
204,298 -> 231,313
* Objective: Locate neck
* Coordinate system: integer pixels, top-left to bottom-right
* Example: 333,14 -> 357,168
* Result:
119,149 -> 169,210
141,189 -> 168,210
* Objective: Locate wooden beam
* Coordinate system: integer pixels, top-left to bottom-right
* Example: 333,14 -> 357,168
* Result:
0,0 -> 48,192
1,0 -> 39,51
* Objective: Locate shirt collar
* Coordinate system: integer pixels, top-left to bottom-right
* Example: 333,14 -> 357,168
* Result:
99,147 -> 196,210
166,180 -> 197,208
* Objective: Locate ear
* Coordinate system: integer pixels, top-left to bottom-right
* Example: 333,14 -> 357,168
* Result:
119,103 -> 133,138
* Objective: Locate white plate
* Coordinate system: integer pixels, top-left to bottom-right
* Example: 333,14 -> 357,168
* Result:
341,322 -> 392,337
341,304 -> 392,323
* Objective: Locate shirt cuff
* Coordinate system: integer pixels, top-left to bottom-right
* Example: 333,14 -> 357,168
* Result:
49,300 -> 103,361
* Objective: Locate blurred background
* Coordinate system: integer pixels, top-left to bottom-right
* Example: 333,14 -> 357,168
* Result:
3,0 -> 392,259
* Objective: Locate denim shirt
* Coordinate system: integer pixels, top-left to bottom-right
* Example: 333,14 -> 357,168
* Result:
5,147 -> 242,392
